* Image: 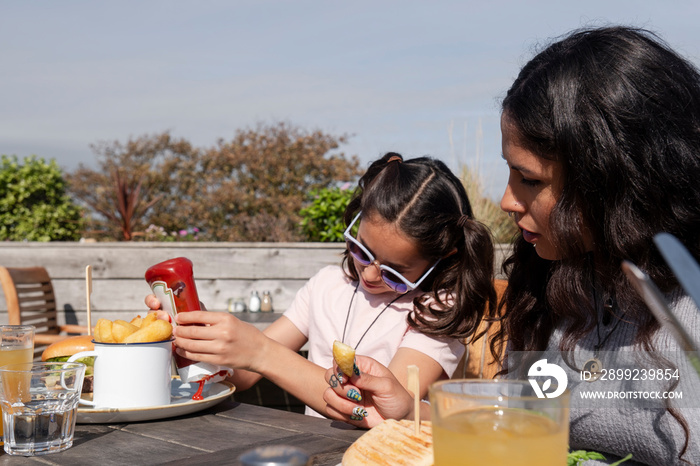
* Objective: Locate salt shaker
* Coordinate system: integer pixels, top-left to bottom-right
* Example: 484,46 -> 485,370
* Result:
261,290 -> 273,312
249,290 -> 261,313
234,298 -> 247,312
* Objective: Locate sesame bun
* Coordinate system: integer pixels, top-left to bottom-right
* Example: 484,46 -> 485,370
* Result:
41,335 -> 94,361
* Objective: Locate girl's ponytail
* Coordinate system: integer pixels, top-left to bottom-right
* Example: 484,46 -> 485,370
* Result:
411,213 -> 497,340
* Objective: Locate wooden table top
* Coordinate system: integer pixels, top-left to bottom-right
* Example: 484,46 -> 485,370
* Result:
0,400 -> 364,465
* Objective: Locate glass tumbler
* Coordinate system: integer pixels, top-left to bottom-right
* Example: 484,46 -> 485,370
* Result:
0,325 -> 35,445
429,379 -> 570,466
0,362 -> 85,456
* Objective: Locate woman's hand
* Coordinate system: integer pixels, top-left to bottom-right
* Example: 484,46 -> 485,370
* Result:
323,356 -> 414,428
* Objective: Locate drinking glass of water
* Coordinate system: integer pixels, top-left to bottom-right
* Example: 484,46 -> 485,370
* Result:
0,361 -> 85,456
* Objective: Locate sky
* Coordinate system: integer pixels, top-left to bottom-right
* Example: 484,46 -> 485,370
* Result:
2,1 -> 700,200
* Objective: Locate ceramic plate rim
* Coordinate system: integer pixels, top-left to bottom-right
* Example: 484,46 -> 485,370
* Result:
76,377 -> 235,423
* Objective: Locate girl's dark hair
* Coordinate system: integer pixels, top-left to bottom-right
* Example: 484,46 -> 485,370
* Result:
343,152 -> 496,340
494,26 -> 700,462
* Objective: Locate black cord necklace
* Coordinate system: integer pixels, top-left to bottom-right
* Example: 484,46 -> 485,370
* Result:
583,277 -> 627,382
341,282 -> 403,350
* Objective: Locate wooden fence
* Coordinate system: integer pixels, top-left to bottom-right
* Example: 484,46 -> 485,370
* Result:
0,242 -> 511,327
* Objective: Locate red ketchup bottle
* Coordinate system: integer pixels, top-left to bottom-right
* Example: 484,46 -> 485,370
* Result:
145,257 -> 231,400
145,257 -> 200,372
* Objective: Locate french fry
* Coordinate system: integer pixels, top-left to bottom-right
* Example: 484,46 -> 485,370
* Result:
112,320 -> 139,343
333,340 -> 356,377
94,319 -> 116,343
141,312 -> 158,328
129,315 -> 143,328
123,319 -> 173,344
93,313 -> 172,344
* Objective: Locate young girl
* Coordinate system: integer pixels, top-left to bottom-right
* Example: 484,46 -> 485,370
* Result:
146,152 -> 496,420
324,27 -> 700,464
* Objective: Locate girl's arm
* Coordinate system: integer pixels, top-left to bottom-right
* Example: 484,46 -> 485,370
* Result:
387,347 -> 444,399
172,311 -> 333,414
227,315 -> 307,390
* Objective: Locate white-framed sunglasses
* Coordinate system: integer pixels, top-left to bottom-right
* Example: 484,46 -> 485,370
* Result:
343,211 -> 440,294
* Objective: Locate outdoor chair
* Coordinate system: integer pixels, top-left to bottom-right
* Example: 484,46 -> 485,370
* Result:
0,266 -> 88,359
454,278 -> 508,379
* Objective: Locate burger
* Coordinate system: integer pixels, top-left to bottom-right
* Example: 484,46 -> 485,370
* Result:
41,335 -> 95,393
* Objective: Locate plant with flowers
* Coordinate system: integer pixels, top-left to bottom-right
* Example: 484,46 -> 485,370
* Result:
142,224 -> 201,242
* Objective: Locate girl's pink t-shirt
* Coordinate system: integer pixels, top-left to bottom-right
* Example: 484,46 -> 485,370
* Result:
284,265 -> 465,417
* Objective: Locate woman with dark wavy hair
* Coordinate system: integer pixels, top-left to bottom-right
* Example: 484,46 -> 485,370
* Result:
323,26 -> 700,465
496,26 -> 700,465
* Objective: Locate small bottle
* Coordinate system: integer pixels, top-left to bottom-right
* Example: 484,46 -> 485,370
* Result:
234,298 -> 247,312
227,298 -> 235,313
248,290 -> 261,313
261,291 -> 273,312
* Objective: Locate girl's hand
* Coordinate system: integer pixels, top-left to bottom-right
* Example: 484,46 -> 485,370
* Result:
143,295 -> 170,322
172,311 -> 266,371
143,294 -> 207,323
144,294 -> 161,311
322,355 -> 414,428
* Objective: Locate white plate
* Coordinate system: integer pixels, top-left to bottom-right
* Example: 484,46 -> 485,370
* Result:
77,378 -> 235,424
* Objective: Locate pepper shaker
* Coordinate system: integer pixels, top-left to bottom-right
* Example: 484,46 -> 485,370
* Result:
261,290 -> 273,312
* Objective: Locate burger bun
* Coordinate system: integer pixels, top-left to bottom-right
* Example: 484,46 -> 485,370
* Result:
41,335 -> 95,361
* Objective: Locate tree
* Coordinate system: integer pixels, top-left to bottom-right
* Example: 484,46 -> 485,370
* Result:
67,132 -> 199,241
0,155 -> 84,241
191,122 -> 361,241
67,123 -> 361,241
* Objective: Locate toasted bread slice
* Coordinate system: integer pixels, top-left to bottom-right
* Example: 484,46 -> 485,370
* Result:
342,419 -> 433,466
333,340 -> 356,377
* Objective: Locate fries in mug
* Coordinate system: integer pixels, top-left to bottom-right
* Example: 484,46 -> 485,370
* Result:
94,319 -> 116,343
112,320 -> 139,342
93,314 -> 173,344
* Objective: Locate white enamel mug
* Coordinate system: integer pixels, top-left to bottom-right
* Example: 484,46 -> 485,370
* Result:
68,339 -> 173,409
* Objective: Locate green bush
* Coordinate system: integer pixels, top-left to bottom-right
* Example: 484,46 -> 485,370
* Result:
0,155 -> 84,241
299,186 -> 355,242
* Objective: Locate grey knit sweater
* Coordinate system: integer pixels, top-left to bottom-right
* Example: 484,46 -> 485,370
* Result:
540,289 -> 700,465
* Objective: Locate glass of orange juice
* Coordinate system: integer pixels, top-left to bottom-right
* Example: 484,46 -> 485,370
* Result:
429,380 -> 570,466
0,325 -> 35,444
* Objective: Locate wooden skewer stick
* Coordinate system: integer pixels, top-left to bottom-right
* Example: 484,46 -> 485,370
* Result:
85,265 -> 93,336
407,364 -> 420,435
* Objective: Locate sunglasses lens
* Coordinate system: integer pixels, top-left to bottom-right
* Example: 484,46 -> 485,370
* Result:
347,241 -> 371,265
381,271 -> 408,294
